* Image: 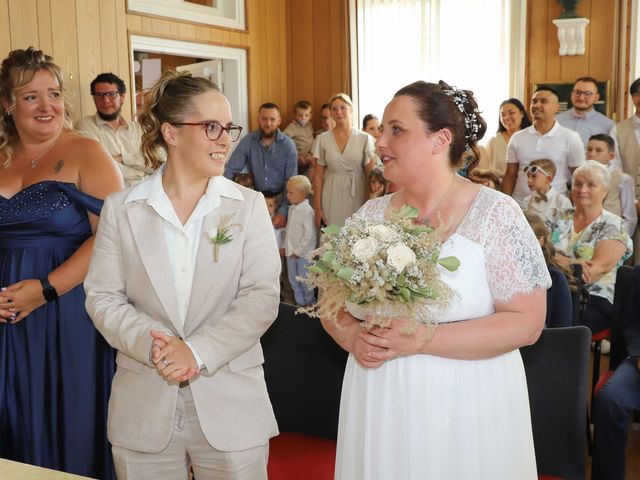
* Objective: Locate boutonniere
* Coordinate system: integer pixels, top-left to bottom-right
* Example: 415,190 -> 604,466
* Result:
208,214 -> 242,262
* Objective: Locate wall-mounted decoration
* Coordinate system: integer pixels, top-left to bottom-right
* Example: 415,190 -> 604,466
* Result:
533,80 -> 611,117
127,0 -> 245,30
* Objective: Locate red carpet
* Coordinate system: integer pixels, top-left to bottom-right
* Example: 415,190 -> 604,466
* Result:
268,432 -> 337,480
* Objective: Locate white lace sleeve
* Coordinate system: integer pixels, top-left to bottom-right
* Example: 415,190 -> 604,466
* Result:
483,194 -> 551,303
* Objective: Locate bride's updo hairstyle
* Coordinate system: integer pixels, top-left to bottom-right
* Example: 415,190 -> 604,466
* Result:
138,70 -> 220,170
394,80 -> 487,174
0,47 -> 72,167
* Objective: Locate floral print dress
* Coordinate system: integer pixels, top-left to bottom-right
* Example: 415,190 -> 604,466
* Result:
546,208 -> 633,303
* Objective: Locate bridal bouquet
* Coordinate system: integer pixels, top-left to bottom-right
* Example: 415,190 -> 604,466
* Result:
298,206 -> 460,332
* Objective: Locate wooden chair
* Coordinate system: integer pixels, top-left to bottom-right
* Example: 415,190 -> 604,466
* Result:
520,326 -> 591,480
262,303 -> 348,480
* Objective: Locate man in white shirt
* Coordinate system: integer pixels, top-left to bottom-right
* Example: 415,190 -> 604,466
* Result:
556,76 -> 614,147
502,87 -> 585,206
76,73 -> 156,186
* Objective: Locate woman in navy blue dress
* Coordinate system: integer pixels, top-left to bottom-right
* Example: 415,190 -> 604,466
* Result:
0,48 -> 123,479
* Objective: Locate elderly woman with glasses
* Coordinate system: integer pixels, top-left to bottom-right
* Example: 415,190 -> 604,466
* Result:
547,160 -> 633,333
85,70 -> 281,479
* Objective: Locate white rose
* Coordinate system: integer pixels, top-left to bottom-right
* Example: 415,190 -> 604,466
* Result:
352,237 -> 379,261
369,224 -> 398,242
386,243 -> 416,272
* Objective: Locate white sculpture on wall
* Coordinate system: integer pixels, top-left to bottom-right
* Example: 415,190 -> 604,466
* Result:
552,17 -> 590,56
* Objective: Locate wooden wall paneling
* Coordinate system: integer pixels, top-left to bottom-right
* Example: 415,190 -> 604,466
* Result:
141,16 -> 154,35
75,0 -> 102,119
114,0 -> 131,121
274,0 -> 289,115
152,18 -> 173,38
545,0 -> 562,82
526,0 -> 547,96
126,13 -> 143,33
7,0 -> 38,50
36,0 -> 53,55
588,0 -> 615,82
50,0 -> 81,122
98,0 -> 119,74
195,25 -> 211,42
178,22 -> 197,40
263,0 -> 278,108
0,0 -> 12,56
289,0 -> 315,121
312,0 -> 333,110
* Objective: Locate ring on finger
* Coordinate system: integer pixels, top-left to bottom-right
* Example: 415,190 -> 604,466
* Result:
161,357 -> 173,368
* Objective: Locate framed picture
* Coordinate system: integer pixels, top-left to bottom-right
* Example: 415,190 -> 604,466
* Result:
127,0 -> 245,31
532,80 -> 611,117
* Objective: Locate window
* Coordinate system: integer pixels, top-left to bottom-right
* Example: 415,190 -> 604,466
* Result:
353,0 -> 526,141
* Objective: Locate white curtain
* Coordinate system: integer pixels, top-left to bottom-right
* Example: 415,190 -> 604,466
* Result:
355,0 -> 523,141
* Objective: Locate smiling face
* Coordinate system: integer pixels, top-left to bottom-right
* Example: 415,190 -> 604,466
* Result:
571,172 -> 608,209
377,95 -> 443,188
499,102 -> 524,132
530,90 -> 559,124
7,69 -> 65,142
166,90 -> 233,178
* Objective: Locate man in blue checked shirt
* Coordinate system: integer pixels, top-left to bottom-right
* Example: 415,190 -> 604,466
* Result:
225,102 -> 298,228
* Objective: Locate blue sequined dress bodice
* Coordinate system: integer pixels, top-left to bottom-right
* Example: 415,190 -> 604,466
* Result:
0,181 -> 115,479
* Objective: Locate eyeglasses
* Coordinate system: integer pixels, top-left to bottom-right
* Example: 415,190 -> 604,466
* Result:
571,89 -> 595,97
92,91 -> 121,99
523,165 -> 551,177
171,121 -> 243,142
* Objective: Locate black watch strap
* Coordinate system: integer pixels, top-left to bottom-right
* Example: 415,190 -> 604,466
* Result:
40,277 -> 59,302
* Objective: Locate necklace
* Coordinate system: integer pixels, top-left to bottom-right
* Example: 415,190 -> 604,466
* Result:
21,137 -> 60,169
411,173 -> 458,224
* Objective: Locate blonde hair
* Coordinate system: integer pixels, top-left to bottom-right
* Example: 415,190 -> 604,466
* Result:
529,158 -> 556,178
329,92 -> 353,109
287,175 -> 313,196
138,70 -> 221,170
0,47 -> 73,167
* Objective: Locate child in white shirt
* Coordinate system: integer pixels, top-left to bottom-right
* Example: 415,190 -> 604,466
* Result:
587,133 -> 637,236
523,158 -> 572,217
284,175 -> 317,306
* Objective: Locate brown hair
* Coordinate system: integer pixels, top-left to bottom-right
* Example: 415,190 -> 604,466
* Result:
138,70 -> 221,170
0,47 -> 72,167
524,210 -> 577,292
393,81 -> 487,174
469,168 -> 501,190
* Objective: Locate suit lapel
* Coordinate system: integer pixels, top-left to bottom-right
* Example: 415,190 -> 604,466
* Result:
126,201 -> 184,337
185,197 -> 239,329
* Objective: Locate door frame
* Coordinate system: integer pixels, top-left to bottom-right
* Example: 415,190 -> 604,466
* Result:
130,34 -> 249,130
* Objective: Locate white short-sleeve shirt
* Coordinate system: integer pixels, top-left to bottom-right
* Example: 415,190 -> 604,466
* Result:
506,121 -> 586,205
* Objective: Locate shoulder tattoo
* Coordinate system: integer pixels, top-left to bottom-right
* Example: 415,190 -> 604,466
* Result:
53,159 -> 64,174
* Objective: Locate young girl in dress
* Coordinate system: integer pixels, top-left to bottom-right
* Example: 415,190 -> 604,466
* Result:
368,167 -> 388,199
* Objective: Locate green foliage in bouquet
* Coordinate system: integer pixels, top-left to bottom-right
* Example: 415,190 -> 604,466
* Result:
298,205 -> 460,331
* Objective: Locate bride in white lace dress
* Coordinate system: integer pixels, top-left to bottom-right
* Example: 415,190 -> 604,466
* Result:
320,81 -> 551,480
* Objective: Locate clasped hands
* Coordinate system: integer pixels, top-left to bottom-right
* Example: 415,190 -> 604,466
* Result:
352,317 -> 432,369
0,279 -> 46,324
150,330 -> 200,383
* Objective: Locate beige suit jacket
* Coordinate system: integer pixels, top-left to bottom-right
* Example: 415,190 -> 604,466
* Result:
85,180 -> 280,454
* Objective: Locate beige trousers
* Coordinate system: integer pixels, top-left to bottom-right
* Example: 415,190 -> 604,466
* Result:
112,386 -> 268,480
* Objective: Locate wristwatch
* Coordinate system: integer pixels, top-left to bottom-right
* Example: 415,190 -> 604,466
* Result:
40,277 -> 59,302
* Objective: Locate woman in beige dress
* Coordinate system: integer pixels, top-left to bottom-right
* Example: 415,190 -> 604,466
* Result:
483,98 -> 531,178
312,93 -> 375,227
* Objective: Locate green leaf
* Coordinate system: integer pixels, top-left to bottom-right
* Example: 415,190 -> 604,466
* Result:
308,263 -> 330,274
336,267 -> 354,282
398,205 -> 419,219
322,224 -> 341,236
320,250 -> 335,263
438,256 -> 460,272
398,287 -> 411,302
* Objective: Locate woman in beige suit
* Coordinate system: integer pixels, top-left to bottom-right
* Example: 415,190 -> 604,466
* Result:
85,71 -> 281,480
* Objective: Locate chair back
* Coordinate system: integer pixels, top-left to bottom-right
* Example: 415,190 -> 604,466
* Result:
610,265 -> 635,370
520,326 -> 591,480
262,303 -> 348,439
